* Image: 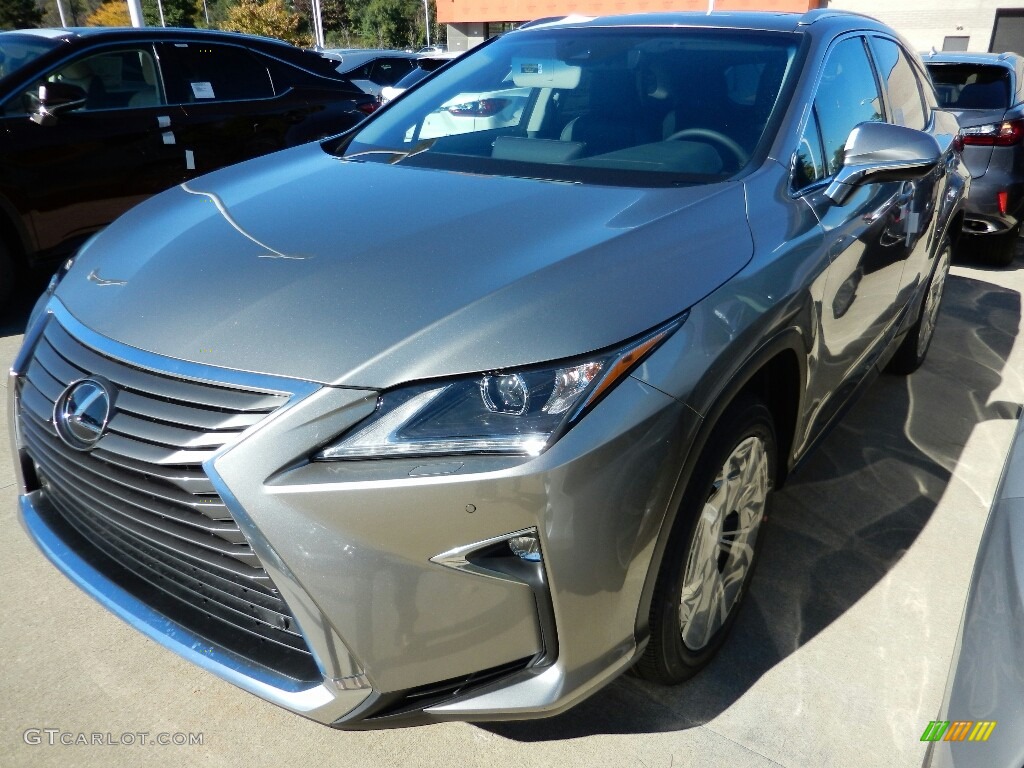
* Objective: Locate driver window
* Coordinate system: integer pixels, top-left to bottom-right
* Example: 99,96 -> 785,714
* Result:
13,48 -> 164,115
813,36 -> 884,177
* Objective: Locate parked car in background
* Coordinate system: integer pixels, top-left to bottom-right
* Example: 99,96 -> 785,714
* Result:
924,407 -> 1024,768
0,27 -> 375,306
925,51 -> 1024,266
417,82 -> 531,139
378,52 -> 459,105
10,10 -> 967,728
318,48 -> 418,97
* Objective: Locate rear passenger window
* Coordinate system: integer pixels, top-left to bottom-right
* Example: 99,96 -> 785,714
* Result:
371,59 -> 414,86
814,36 -> 884,177
165,44 -> 274,102
871,38 -> 928,130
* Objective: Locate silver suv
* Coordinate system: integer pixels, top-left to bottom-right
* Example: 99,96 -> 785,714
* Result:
925,51 -> 1024,266
10,11 -> 968,727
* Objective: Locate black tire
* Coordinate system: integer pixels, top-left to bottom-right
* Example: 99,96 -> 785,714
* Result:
887,238 -> 952,376
634,396 -> 776,684
986,225 -> 1019,268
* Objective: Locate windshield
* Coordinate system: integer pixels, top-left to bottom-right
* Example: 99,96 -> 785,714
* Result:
926,63 -> 1012,110
393,67 -> 430,90
0,33 -> 61,81
335,27 -> 800,187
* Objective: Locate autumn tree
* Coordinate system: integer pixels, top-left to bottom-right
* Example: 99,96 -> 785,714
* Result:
84,0 -> 195,26
226,0 -> 308,45
85,0 -> 128,25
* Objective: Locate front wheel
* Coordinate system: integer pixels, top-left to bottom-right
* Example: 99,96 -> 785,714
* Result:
635,397 -> 776,684
887,238 -> 952,375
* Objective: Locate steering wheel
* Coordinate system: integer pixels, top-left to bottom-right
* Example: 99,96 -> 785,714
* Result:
666,128 -> 748,169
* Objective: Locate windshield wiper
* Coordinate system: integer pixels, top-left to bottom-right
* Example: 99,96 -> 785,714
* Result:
340,138 -> 438,165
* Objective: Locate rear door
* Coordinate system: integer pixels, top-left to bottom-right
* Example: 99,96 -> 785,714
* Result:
868,36 -> 948,302
0,44 -> 184,258
155,41 -> 308,178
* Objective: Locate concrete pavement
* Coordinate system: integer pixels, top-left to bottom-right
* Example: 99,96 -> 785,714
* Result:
2,257 -> 1022,768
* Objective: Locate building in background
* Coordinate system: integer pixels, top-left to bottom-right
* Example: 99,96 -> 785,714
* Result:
441,1 -> 1024,55
830,0 -> 1024,53
440,0 -> 820,52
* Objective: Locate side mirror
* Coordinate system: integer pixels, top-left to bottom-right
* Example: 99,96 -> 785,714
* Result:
30,81 -> 87,126
824,121 -> 941,205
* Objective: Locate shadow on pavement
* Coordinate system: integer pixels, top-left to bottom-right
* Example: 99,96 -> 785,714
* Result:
482,274 -> 1021,741
1,280 -> 43,337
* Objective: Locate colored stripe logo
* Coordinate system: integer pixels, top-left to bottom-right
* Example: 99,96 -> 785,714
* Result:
921,721 -> 997,742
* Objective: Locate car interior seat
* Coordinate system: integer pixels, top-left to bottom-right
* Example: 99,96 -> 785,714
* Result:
58,59 -> 107,108
955,79 -> 1009,109
559,68 -> 645,156
129,53 -> 162,108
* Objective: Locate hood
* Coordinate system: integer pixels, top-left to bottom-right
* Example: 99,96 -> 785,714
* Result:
57,142 -> 754,388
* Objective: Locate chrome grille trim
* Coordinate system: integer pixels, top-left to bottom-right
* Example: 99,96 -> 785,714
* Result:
16,310 -> 322,681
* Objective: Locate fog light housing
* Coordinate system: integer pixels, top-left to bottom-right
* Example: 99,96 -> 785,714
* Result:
508,533 -> 542,562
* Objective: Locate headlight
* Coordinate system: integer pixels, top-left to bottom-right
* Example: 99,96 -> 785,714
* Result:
45,256 -> 76,296
315,316 -> 685,461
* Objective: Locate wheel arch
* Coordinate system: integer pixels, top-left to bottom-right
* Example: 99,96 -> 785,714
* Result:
633,329 -> 807,646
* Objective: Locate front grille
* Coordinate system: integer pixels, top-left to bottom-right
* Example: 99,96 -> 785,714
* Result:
17,318 -> 320,683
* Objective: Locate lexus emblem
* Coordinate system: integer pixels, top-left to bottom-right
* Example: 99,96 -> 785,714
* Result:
53,378 -> 115,451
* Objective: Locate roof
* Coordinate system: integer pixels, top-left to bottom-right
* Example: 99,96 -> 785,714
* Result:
513,9 -> 892,36
921,51 -> 1022,67
3,26 -> 297,50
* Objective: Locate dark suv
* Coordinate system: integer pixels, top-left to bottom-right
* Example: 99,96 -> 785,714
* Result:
0,27 -> 375,304
925,51 -> 1024,266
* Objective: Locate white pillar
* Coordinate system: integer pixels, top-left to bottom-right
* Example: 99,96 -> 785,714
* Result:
127,0 -> 145,26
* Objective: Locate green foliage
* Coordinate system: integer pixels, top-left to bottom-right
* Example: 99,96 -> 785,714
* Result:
149,0 -> 197,26
359,0 -> 412,49
86,0 -> 197,27
1,0 -> 44,29
28,0 -> 439,48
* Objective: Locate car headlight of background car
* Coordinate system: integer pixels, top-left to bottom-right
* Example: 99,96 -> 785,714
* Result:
315,316 -> 685,461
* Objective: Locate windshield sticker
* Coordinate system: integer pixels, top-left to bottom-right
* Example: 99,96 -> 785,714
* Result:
191,81 -> 215,99
519,62 -> 542,74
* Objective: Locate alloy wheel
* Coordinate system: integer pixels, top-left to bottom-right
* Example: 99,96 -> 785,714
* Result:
679,435 -> 769,651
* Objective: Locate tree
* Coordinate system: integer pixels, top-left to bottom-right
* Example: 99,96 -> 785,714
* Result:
85,0 -> 129,25
294,0 -> 353,46
359,0 -> 412,49
1,0 -> 43,29
83,0 -> 195,27
152,0 -> 197,27
226,0 -> 309,46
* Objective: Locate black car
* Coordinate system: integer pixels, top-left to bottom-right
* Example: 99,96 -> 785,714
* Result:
925,51 -> 1024,266
0,27 -> 376,304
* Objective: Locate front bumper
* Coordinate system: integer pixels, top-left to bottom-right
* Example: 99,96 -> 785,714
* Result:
9,300 -> 697,726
